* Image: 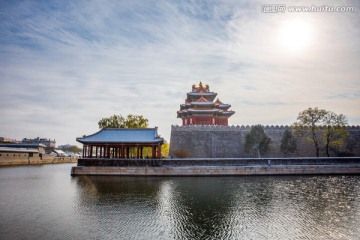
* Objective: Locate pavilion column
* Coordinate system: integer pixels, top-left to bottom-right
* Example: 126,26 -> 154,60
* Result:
157,144 -> 162,159
95,146 -> 98,158
121,145 -> 125,158
136,145 -> 140,159
140,147 -> 143,159
89,145 -> 92,158
152,146 -> 156,158
127,147 -> 130,158
82,145 -> 85,158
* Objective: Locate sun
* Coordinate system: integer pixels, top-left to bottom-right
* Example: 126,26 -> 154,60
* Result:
278,19 -> 312,52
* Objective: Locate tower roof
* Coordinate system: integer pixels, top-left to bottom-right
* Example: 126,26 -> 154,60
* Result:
192,96 -> 215,107
76,128 -> 164,144
192,81 -> 210,93
178,82 -> 235,125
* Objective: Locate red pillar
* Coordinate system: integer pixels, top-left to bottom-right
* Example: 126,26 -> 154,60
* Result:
136,145 -> 139,159
121,145 -> 125,158
152,146 -> 156,158
82,146 -> 85,157
157,144 -> 162,159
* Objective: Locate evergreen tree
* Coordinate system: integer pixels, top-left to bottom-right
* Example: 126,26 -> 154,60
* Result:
244,125 -> 272,158
280,128 -> 297,157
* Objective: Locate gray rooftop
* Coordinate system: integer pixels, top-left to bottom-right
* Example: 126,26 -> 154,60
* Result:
0,143 -> 46,148
0,147 -> 39,153
76,128 -> 164,144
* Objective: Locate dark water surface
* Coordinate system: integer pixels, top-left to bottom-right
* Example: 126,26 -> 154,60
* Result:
0,164 -> 359,240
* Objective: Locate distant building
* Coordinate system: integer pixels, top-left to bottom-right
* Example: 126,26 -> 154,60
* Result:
177,82 -> 235,126
52,149 -> 66,157
22,137 -> 56,153
0,137 -> 19,144
58,144 -> 78,150
0,146 -> 43,165
0,143 -> 46,154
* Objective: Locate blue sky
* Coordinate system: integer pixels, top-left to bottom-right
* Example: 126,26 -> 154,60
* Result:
1,0 -> 359,146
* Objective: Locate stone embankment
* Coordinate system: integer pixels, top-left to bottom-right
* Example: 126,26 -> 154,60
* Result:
0,156 -> 77,166
71,157 -> 360,176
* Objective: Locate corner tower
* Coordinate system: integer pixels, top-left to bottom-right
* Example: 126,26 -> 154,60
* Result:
177,82 -> 235,125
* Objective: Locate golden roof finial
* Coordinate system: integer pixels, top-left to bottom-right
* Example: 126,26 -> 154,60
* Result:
199,81 -> 203,88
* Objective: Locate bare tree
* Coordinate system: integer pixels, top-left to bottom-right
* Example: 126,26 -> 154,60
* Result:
322,112 -> 349,157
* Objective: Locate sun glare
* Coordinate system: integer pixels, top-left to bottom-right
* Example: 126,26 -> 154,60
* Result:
278,19 -> 312,52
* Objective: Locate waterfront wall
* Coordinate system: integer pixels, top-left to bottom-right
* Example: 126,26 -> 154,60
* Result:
72,157 -> 360,176
71,165 -> 360,176
77,157 -> 360,167
169,125 -> 360,158
0,154 -> 77,166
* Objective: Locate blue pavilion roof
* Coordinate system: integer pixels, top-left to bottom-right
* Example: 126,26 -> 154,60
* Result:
76,128 -> 164,144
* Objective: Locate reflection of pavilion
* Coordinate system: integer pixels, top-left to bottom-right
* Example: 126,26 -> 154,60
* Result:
76,128 -> 164,159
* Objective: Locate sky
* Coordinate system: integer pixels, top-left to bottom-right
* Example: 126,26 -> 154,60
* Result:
0,0 -> 359,146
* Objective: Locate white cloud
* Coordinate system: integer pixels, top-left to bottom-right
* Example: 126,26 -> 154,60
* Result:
0,0 -> 359,145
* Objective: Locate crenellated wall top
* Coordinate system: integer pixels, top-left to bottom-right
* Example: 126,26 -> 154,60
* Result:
171,125 -> 360,131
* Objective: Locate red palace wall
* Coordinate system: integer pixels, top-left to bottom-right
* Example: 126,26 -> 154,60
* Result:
182,116 -> 228,126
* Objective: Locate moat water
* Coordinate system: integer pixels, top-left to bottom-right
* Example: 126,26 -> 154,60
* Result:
0,164 -> 360,240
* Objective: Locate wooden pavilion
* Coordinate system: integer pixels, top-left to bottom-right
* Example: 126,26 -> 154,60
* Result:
76,128 -> 164,159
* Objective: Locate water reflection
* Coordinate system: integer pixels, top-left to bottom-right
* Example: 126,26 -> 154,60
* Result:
73,175 -> 360,240
1,165 -> 359,240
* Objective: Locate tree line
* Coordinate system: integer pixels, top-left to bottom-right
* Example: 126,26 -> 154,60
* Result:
245,107 -> 349,158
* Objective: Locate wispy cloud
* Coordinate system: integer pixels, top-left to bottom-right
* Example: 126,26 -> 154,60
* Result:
0,0 -> 359,144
